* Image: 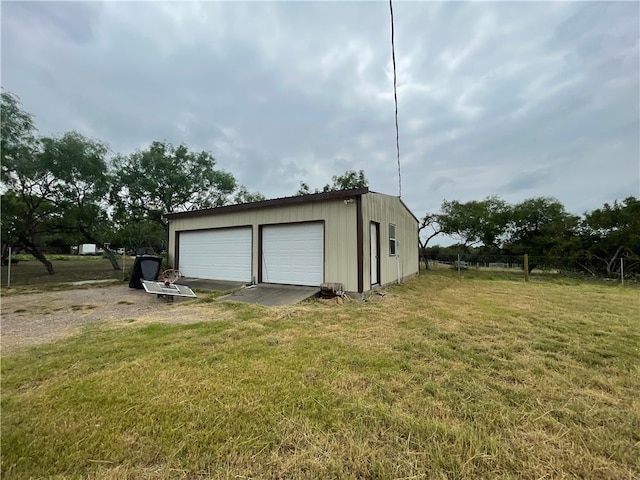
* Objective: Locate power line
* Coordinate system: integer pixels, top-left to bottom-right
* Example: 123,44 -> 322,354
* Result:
389,0 -> 401,198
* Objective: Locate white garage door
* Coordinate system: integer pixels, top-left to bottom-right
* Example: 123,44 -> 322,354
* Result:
178,228 -> 251,282
262,223 -> 324,286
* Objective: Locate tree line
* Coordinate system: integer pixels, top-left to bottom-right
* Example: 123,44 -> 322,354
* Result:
419,196 -> 639,278
1,90 -> 269,273
5,89 -> 634,279
1,90 -> 368,275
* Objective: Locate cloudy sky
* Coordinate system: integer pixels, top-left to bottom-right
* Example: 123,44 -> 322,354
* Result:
2,1 -> 639,231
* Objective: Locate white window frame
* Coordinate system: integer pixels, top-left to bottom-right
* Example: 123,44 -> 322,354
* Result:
389,223 -> 397,256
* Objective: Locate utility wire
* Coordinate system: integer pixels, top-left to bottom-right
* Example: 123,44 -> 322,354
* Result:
389,0 -> 401,198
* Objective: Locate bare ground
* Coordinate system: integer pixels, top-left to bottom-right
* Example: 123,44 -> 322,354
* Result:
1,285 -> 213,353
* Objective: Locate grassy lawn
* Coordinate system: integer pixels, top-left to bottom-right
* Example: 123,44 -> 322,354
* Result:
2,269 -> 639,479
0,255 -> 131,291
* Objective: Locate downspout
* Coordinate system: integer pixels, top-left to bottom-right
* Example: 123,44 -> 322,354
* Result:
396,243 -> 401,285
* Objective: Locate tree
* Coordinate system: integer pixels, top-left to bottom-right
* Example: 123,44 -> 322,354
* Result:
422,195 -> 638,277
1,90 -> 37,175
438,196 -> 510,248
296,181 -> 311,196
39,131 -> 121,270
421,196 -> 581,273
1,191 -> 59,273
503,197 -> 579,272
418,197 -> 510,271
582,197 -> 640,277
111,141 -> 239,242
418,213 -> 443,269
323,169 -> 368,192
296,169 -> 368,195
233,186 -> 266,204
0,91 -> 56,274
111,219 -> 165,255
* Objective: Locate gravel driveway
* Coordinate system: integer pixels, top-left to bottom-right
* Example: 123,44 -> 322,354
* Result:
1,284 -> 208,353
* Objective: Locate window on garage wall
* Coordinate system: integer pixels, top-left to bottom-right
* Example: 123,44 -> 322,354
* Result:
389,223 -> 397,256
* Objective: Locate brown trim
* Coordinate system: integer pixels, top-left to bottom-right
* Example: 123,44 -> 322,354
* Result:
174,224 -> 253,234
258,220 -> 325,285
376,223 -> 381,285
356,195 -> 364,293
174,225 -> 253,276
165,187 -> 369,220
174,230 -> 180,271
322,221 -> 326,284
257,225 -> 263,283
370,221 -> 381,287
398,197 -> 420,223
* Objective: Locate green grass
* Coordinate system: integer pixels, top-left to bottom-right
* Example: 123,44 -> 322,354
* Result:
2,270 -> 639,479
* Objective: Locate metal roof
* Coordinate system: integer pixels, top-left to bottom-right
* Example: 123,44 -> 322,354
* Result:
165,187 -> 370,220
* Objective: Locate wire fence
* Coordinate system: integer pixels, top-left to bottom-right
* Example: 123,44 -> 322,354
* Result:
422,253 -> 638,283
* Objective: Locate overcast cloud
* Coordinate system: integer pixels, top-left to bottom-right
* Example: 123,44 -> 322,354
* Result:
2,1 -> 638,234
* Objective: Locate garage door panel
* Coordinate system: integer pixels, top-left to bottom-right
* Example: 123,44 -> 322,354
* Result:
179,228 -> 251,282
262,223 -> 323,286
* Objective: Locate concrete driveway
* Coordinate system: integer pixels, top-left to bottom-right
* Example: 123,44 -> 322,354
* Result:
219,284 -> 320,306
180,278 -> 246,292
179,278 -> 320,306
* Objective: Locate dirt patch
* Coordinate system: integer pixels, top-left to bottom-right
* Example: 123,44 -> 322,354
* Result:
1,285 -> 216,353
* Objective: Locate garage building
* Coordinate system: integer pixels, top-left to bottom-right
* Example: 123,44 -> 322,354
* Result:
165,188 -> 419,297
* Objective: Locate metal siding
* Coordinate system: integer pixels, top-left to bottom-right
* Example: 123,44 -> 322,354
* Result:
168,198 -> 359,291
361,193 -> 419,287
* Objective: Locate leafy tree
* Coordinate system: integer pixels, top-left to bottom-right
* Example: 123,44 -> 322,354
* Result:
0,91 -> 56,273
296,181 -> 311,196
1,191 -> 59,273
233,186 -> 266,204
1,90 -> 37,175
111,141 -> 239,240
503,197 -> 580,272
418,213 -> 443,269
439,196 -> 511,248
418,197 -> 509,269
39,131 -> 121,270
323,169 -> 368,192
422,195 -> 639,277
582,197 -> 640,276
422,196 -> 581,273
111,219 -> 165,255
296,169 -> 368,195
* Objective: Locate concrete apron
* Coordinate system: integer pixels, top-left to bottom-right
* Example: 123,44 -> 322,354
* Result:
219,284 -> 321,307
180,278 -> 246,292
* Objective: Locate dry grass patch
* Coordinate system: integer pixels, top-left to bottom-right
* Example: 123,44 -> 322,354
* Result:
2,270 -> 639,479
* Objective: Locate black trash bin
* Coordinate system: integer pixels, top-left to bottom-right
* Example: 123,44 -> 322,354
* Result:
128,255 -> 163,289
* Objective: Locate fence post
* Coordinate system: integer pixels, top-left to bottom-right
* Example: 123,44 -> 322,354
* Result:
457,254 -> 461,278
621,258 -> 624,287
524,254 -> 529,282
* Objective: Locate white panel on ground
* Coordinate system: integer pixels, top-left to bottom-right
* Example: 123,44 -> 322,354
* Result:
179,228 -> 251,282
262,223 -> 324,286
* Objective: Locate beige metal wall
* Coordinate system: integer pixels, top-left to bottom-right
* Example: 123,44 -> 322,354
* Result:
168,198 -> 360,291
362,193 -> 419,288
